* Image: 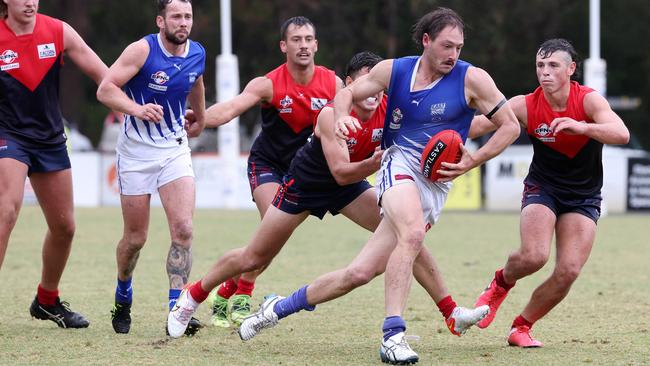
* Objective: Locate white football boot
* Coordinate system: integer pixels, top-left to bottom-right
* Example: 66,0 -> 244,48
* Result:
167,289 -> 199,338
446,305 -> 490,336
238,295 -> 284,341
379,332 -> 419,365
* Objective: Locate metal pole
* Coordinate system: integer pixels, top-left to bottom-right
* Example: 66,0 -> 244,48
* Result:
584,0 -> 606,96
217,0 -> 241,208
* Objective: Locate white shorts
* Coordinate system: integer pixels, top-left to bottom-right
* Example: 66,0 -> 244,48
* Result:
116,150 -> 194,195
377,145 -> 451,226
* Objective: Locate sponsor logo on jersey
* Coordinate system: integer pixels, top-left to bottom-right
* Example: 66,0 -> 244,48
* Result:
310,97 -> 328,110
0,139 -> 7,151
390,108 -> 403,129
534,123 -> 555,142
1,50 -> 18,63
280,95 -> 293,113
430,102 -> 446,122
37,43 -> 57,59
149,71 -> 170,92
0,50 -> 19,70
371,128 -> 383,142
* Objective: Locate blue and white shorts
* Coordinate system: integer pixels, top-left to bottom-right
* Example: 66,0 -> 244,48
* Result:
376,145 -> 451,226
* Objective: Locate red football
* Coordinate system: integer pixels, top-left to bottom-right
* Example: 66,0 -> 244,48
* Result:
420,129 -> 462,181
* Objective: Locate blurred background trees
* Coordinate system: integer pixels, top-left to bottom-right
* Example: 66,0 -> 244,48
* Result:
39,0 -> 650,150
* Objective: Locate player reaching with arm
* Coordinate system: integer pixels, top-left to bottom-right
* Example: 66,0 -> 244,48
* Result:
187,16 -> 343,327
96,0 -> 206,335
168,52 -> 489,345
470,38 -> 629,348
0,0 -> 108,328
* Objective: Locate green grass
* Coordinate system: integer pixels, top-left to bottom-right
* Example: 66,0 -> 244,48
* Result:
1,207 -> 648,365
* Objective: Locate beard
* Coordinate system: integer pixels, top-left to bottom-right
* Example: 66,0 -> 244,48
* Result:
164,29 -> 187,45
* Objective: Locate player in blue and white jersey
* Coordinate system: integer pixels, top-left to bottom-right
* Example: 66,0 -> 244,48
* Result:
96,0 -> 205,335
334,7 -> 520,364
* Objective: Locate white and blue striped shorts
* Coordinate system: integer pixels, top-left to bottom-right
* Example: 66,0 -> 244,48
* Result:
376,145 -> 451,226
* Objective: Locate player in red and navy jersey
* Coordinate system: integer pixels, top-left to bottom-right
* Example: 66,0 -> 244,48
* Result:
168,52 -> 488,341
470,39 -> 629,347
0,0 -> 108,328
184,16 -> 342,326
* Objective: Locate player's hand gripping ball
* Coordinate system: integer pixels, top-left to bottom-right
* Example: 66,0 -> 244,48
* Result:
420,129 -> 462,181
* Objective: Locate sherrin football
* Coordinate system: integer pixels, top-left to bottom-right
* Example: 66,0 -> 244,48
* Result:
420,129 -> 462,181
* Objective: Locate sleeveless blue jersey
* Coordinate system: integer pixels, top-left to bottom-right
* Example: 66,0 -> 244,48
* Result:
383,57 -> 475,166
117,33 -> 205,157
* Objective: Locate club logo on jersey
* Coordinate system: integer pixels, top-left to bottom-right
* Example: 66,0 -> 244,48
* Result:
0,139 -> 7,151
534,123 -> 555,142
310,97 -> 328,111
37,43 -> 57,59
390,108 -> 403,129
430,102 -> 446,122
149,71 -> 170,92
0,50 -> 19,71
347,137 -> 358,153
280,95 -> 293,113
188,72 -> 197,83
371,128 -> 383,142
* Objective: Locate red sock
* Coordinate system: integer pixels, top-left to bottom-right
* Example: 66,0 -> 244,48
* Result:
436,295 -> 457,320
216,278 -> 238,299
511,314 -> 534,329
234,278 -> 255,296
37,284 -> 59,306
188,280 -> 210,303
495,268 -> 515,290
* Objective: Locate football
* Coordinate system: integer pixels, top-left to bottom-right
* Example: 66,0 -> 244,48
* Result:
420,129 -> 462,181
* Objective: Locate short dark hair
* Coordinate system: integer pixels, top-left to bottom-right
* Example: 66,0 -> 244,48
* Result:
345,52 -> 383,80
1,3 -> 7,19
157,0 -> 192,16
280,16 -> 316,41
538,38 -> 581,80
411,7 -> 464,48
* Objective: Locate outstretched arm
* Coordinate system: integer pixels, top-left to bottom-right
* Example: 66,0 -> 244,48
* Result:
96,40 -> 164,122
550,92 -> 629,145
203,76 -> 273,128
62,22 -> 108,85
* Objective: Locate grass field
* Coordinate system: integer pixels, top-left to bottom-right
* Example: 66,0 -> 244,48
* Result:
1,206 -> 648,365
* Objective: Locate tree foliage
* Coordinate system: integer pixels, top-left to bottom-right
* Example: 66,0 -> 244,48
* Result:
39,0 -> 650,149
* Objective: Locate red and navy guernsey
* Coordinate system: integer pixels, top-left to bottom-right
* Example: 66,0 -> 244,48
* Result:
249,63 -> 336,172
0,14 -> 66,147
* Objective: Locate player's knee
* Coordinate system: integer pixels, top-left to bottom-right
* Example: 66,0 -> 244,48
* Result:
0,201 -> 20,229
123,232 -> 147,251
401,229 -> 425,252
171,221 -> 193,243
517,249 -> 548,272
51,219 -> 75,242
554,265 -> 581,287
344,265 -> 376,288
239,252 -> 269,273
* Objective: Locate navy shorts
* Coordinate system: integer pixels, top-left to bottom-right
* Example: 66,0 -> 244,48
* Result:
272,176 -> 373,219
247,155 -> 285,197
0,137 -> 70,175
521,178 -> 602,223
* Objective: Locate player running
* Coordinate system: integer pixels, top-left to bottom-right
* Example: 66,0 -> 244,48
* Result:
186,16 -> 342,327
470,38 -> 629,347
167,52 -> 488,341
96,0 -> 206,335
